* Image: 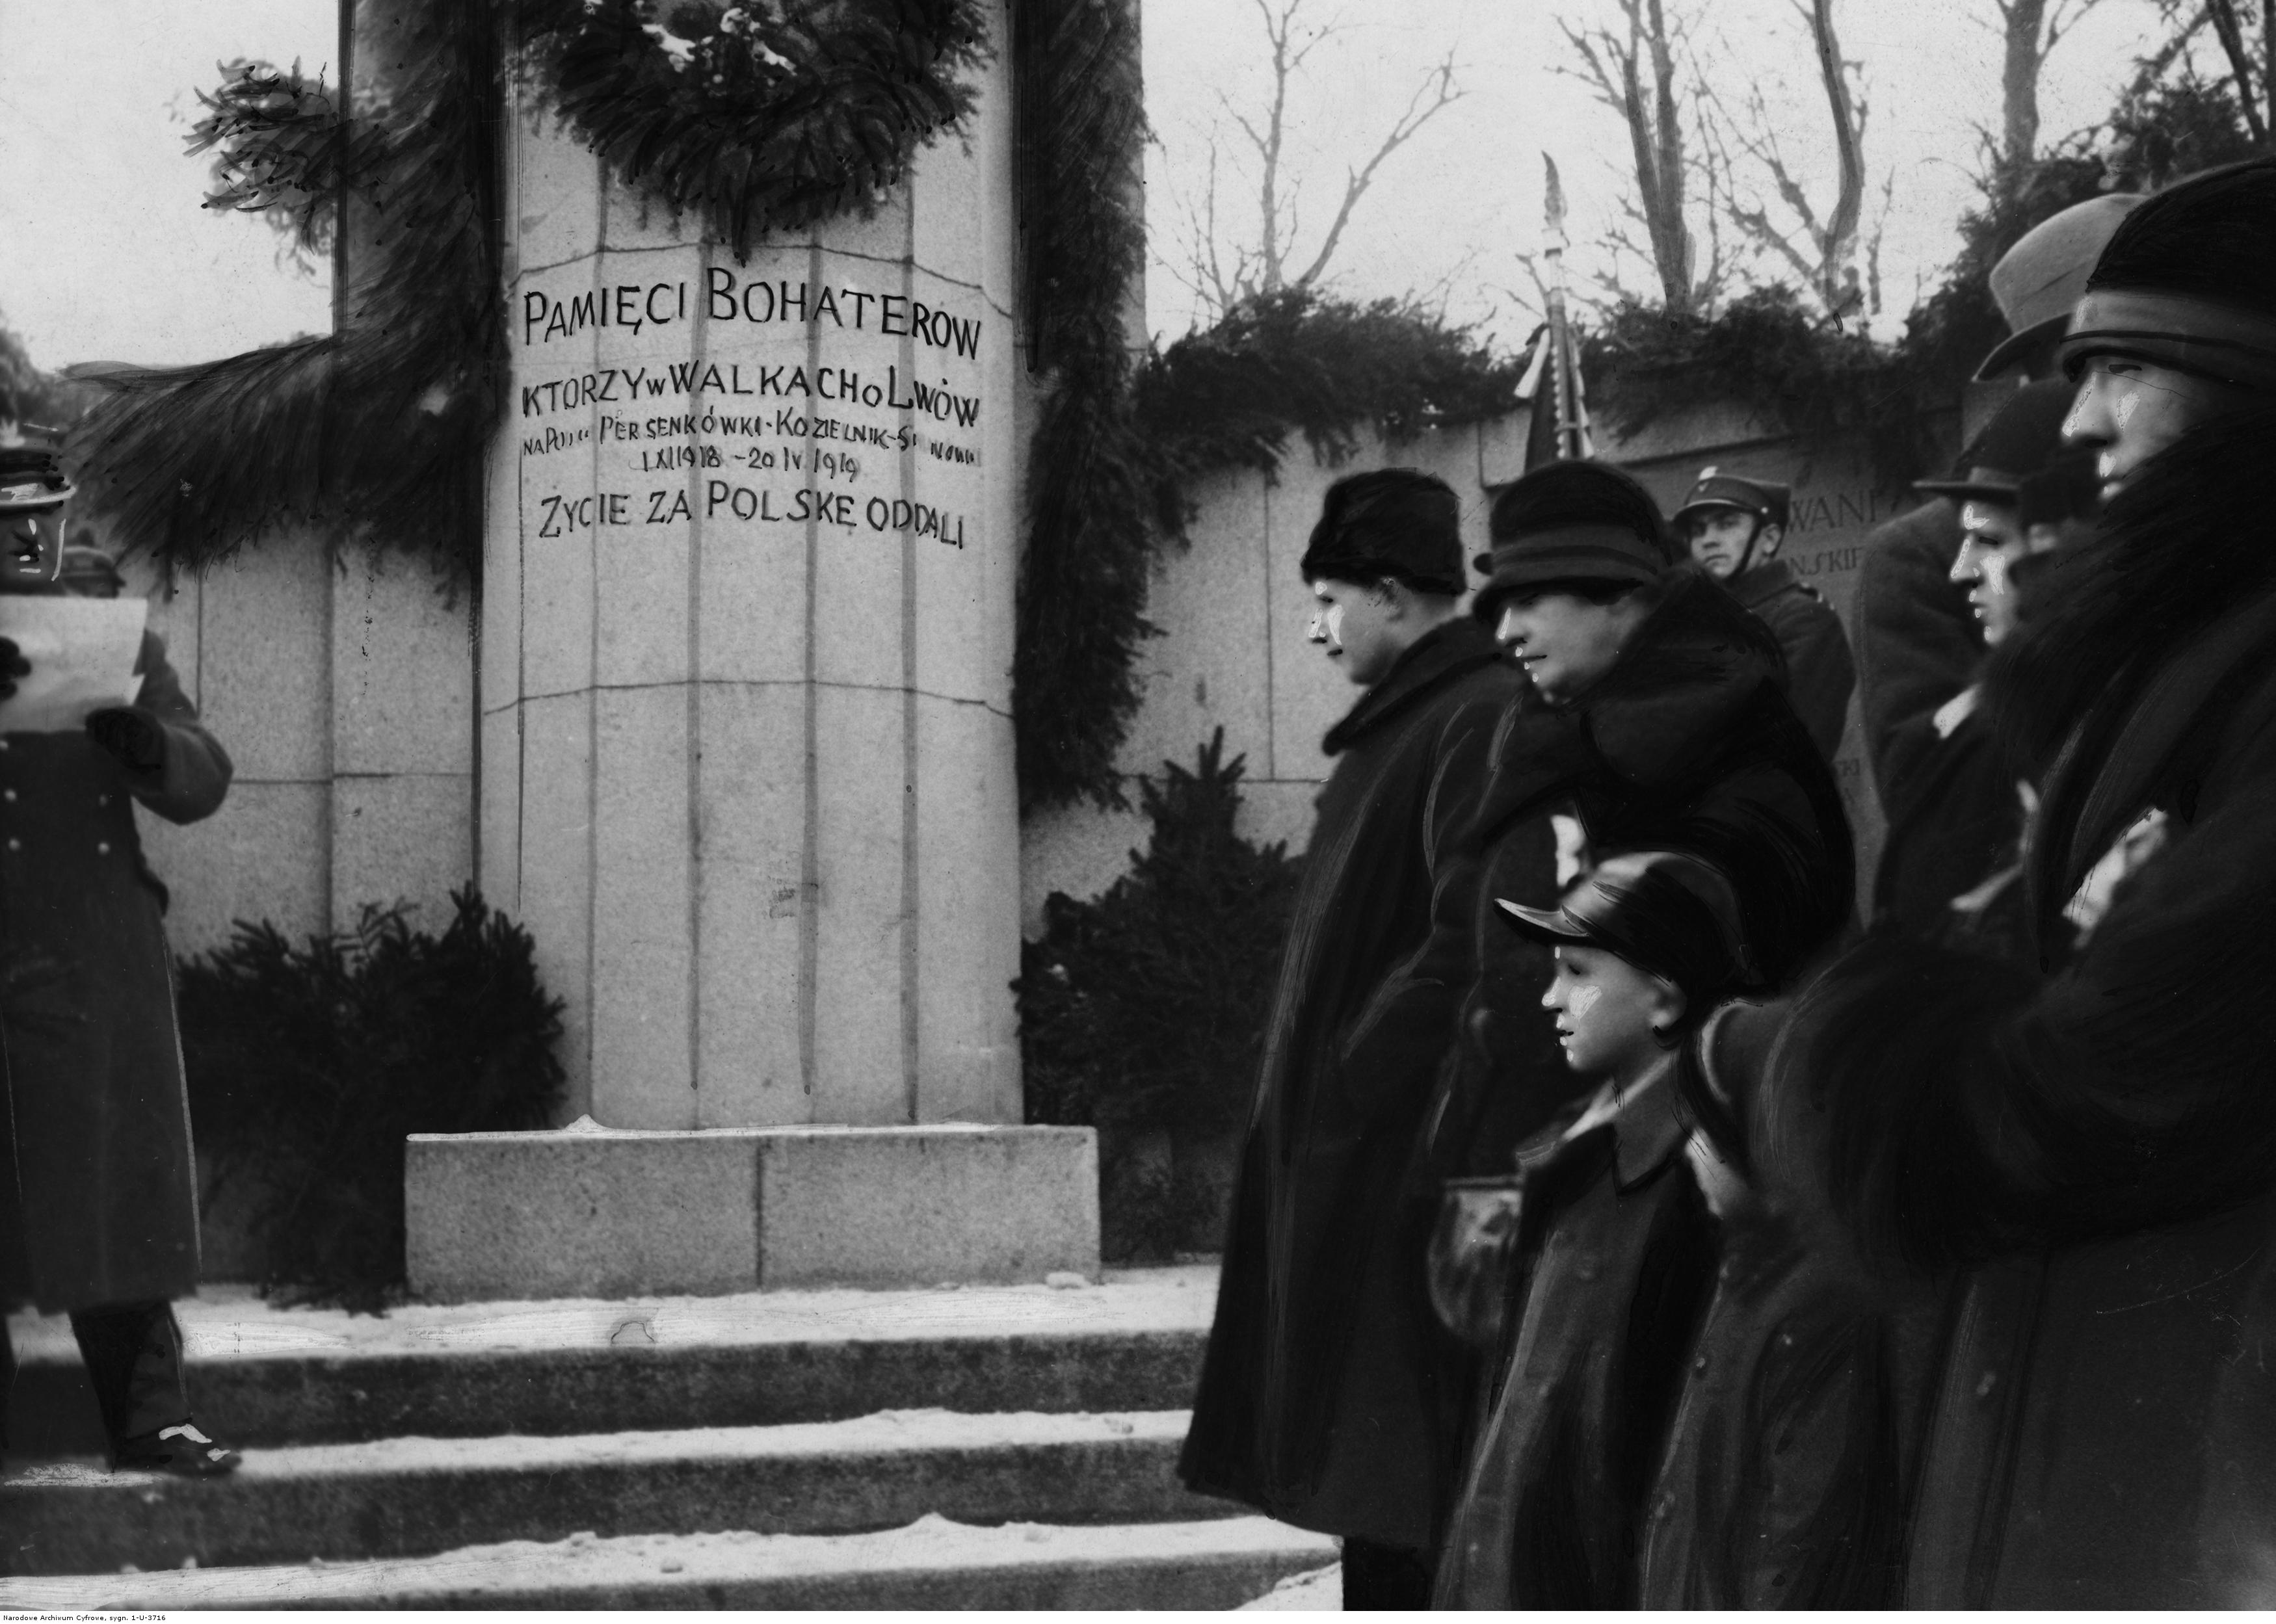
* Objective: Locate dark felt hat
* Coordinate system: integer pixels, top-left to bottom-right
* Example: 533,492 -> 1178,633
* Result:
1498,848 -> 1758,999
1914,378 -> 2078,504
59,545 -> 125,594
0,443 -> 75,512
1472,461 -> 1670,622
1976,193 -> 2143,381
2061,158 -> 2276,391
1671,467 -> 1792,531
1299,467 -> 1466,595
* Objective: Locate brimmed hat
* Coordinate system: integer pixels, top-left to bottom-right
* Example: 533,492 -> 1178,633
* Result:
0,444 -> 74,513
1976,193 -> 2143,382
2059,158 -> 2276,391
1299,467 -> 1466,595
1497,848 -> 1758,999
1472,461 -> 1669,623
59,545 -> 124,593
1913,378 -> 2078,504
1671,467 -> 1792,532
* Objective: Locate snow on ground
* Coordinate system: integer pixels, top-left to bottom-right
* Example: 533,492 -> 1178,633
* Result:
1241,1561 -> 1342,1609
5,1264 -> 1222,1363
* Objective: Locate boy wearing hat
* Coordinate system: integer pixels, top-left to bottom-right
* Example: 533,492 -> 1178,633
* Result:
1181,468 -> 1536,1608
1673,469 -> 1855,761
0,443 -> 239,1477
1431,850 -> 1748,1607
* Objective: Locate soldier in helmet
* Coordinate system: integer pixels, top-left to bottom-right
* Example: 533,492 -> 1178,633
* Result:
0,441 -> 239,1477
1674,469 -> 1855,761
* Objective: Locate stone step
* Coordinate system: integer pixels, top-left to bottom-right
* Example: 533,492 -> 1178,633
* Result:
1,1409 -> 1228,1578
0,1514 -> 1339,1611
8,1267 -> 1216,1454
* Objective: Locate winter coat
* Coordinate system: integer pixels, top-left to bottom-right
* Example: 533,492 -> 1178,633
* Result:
1760,404 -> 2276,1606
1854,499 -> 2017,936
0,630 -> 232,1314
1180,617 -> 1526,1551
1726,557 -> 1855,762
1461,566 -> 1855,993
1433,1062 -> 1717,1608
1635,1201 -> 1907,1608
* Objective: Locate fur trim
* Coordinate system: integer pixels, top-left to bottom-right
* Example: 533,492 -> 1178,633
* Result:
1986,401 -> 2276,774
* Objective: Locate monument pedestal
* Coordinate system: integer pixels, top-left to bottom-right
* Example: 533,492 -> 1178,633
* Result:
397,4 -> 1081,1299
405,1122 -> 1097,1302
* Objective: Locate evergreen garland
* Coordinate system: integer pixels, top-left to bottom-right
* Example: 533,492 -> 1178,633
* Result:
514,0 -> 992,260
70,4 -> 505,577
1011,0 -> 1156,814
180,888 -> 566,1313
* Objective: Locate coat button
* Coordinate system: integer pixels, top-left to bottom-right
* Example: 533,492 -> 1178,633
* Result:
96,842 -> 110,855
6,838 -> 19,852
1693,1354 -> 1709,1372
2,789 -> 13,802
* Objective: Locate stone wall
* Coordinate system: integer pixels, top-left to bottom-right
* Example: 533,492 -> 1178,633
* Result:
129,542 -> 475,958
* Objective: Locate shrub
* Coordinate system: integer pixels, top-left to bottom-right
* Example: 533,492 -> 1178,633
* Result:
1018,731 -> 1301,1257
179,886 -> 565,1313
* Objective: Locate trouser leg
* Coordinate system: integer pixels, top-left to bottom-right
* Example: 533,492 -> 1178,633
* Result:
70,1299 -> 189,1450
1341,1534 -> 1436,1609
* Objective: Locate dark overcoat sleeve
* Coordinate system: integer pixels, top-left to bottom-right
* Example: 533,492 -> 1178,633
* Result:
122,631 -> 232,826
1765,590 -> 1857,761
1758,674 -> 2276,1266
1333,683 -> 1516,1121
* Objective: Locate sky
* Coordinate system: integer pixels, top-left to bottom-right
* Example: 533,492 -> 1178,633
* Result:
0,0 -> 2208,373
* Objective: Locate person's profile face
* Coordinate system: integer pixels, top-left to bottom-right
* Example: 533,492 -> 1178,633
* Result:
1683,508 -> 1761,581
1494,589 -> 1634,702
1952,499 -> 2027,646
0,504 -> 66,592
1307,577 -> 1403,687
2063,355 -> 2232,499
1541,941 -> 1674,1077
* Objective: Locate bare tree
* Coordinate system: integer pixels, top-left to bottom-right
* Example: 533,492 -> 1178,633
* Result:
1699,0 -> 1870,319
1161,0 -> 1464,322
2206,0 -> 2274,140
1991,0 -> 2111,170
1559,0 -> 1727,315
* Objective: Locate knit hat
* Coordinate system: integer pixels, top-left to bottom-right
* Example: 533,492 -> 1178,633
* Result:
1498,848 -> 1759,1001
1472,461 -> 1671,623
2060,157 -> 2276,391
1914,378 -> 2080,504
1976,193 -> 2143,381
1299,468 -> 1466,595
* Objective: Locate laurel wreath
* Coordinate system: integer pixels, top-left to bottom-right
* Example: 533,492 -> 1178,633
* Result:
515,0 -> 993,259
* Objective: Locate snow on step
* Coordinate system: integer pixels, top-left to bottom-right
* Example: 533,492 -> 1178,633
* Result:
0,1515 -> 1340,1612
1,1409 -> 1227,1577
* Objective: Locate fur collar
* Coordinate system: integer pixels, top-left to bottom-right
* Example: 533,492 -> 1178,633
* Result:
1321,615 -> 1506,756
1987,402 -> 2276,776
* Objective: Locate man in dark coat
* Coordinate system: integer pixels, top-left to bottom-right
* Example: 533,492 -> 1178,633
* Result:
1723,157 -> 2276,1606
1178,468 -> 1526,1608
1857,193 -> 2139,932
1674,470 -> 1855,761
0,444 -> 238,1476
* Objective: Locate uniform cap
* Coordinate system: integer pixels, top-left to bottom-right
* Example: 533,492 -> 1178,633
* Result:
1671,467 -> 1792,531
1976,193 -> 2143,381
1914,378 -> 2078,503
1497,848 -> 1758,999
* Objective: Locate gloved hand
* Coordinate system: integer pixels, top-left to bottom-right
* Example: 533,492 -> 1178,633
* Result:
0,636 -> 28,702
86,706 -> 165,772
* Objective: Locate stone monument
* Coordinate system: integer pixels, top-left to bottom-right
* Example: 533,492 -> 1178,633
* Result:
404,2 -> 1098,1300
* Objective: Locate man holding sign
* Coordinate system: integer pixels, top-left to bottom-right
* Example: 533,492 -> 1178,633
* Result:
0,441 -> 238,1476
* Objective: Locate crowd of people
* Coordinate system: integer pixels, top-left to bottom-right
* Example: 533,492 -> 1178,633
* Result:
1182,155 -> 2276,1608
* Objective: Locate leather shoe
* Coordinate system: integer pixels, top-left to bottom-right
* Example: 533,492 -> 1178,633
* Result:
114,1421 -> 242,1477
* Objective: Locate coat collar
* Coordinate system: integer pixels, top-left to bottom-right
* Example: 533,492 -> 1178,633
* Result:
1726,557 -> 1798,609
1322,617 -> 1507,757
1559,1056 -> 1689,1192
